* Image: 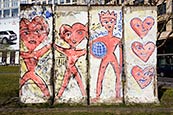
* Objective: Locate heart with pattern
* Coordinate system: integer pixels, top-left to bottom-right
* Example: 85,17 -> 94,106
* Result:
130,17 -> 155,39
131,66 -> 154,89
131,41 -> 155,62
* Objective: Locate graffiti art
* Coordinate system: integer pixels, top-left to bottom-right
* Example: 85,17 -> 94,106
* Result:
131,41 -> 155,62
124,7 -> 158,103
89,7 -> 123,103
131,65 -> 154,89
20,5 -> 52,103
54,23 -> 88,98
19,6 -> 158,104
54,6 -> 88,103
130,16 -> 155,39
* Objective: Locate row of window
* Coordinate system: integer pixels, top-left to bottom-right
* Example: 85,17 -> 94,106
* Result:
0,0 -> 19,8
20,0 -> 78,4
0,0 -> 19,18
0,8 -> 18,18
0,0 -> 173,18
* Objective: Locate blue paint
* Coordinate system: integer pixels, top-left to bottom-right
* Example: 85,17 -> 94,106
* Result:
114,11 -> 122,38
32,11 -> 37,16
91,42 -> 107,58
90,31 -> 108,40
45,11 -> 52,18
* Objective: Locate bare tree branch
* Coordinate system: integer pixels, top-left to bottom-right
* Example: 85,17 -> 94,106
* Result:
157,13 -> 173,40
157,31 -> 173,49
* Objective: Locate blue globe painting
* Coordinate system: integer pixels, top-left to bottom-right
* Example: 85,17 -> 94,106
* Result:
92,42 -> 107,58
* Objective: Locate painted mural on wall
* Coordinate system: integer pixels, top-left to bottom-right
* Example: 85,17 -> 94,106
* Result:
54,6 -> 88,103
123,7 -> 158,103
0,18 -> 19,50
20,5 -> 53,103
89,6 -> 123,104
19,6 -> 158,104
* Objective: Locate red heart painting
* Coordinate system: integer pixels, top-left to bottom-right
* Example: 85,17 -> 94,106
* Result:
130,17 -> 155,39
131,41 -> 155,62
131,66 -> 154,89
20,16 -> 49,51
59,23 -> 88,48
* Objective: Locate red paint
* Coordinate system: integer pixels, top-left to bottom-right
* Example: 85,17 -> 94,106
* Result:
131,41 -> 155,62
91,11 -> 122,101
131,66 -> 154,89
20,16 -> 51,97
54,23 -> 88,98
130,17 -> 154,38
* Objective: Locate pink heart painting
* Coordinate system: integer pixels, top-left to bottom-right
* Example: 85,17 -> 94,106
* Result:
131,41 -> 155,62
131,66 -> 154,89
130,17 -> 155,39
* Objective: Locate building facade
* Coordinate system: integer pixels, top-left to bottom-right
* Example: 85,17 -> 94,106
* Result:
157,0 -> 173,77
0,0 -> 19,18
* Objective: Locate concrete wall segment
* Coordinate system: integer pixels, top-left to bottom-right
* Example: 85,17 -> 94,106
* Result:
123,6 -> 159,104
54,6 -> 88,104
89,6 -> 123,104
20,5 -> 53,103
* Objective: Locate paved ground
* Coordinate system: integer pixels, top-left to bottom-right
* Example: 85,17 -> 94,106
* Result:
0,106 -> 173,114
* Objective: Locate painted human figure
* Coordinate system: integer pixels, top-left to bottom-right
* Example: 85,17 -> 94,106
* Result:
20,16 -> 51,97
54,23 -> 88,98
91,11 -> 122,100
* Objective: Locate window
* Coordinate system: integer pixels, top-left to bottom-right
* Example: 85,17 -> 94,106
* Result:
158,21 -> 166,32
172,1 -> 173,12
12,0 -> 18,7
0,0 -> 1,9
12,8 -> 18,17
60,0 -> 64,4
43,1 -> 46,4
105,0 -> 111,4
66,0 -> 70,3
3,0 -> 10,8
172,1 -> 173,13
0,31 -> 8,35
0,10 -> 2,18
54,0 -> 58,4
20,0 -> 27,4
48,0 -> 52,4
157,3 -> 166,15
172,19 -> 173,30
134,0 -> 144,5
157,39 -> 173,54
3,9 -> 10,17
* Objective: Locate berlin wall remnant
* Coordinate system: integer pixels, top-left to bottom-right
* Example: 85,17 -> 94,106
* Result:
123,6 -> 159,103
89,6 -> 123,104
20,5 -> 53,103
19,5 -> 158,104
54,6 -> 88,104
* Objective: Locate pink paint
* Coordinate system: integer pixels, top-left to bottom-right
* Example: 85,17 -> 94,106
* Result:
20,16 -> 51,97
131,41 -> 155,62
131,66 -> 154,89
130,17 -> 155,38
54,23 -> 88,98
91,11 -> 122,101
